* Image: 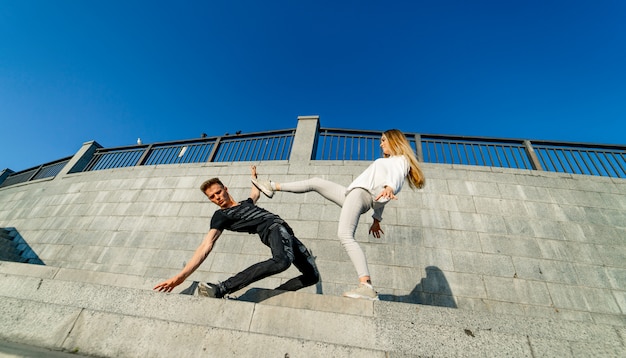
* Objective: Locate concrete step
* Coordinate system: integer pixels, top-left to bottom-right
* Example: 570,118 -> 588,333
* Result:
0,339 -> 93,358
0,262 -> 624,357
0,275 -> 387,357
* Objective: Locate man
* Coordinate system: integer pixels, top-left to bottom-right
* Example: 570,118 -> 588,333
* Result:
153,166 -> 319,298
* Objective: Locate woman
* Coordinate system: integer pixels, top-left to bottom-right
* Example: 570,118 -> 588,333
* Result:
252,129 -> 425,300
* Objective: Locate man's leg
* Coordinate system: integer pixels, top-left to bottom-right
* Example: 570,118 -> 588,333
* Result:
275,236 -> 320,291
218,225 -> 294,296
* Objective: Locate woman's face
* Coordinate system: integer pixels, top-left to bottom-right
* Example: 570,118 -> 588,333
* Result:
380,134 -> 392,155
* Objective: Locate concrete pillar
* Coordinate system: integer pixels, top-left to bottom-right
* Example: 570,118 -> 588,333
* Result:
0,169 -> 14,186
55,141 -> 103,179
290,115 -> 320,162
413,134 -> 424,162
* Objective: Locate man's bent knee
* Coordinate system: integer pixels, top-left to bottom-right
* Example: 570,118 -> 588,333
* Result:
270,255 -> 292,273
302,271 -> 320,287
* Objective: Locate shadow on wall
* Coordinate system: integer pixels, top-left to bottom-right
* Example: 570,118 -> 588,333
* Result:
379,266 -> 457,308
0,228 -> 45,265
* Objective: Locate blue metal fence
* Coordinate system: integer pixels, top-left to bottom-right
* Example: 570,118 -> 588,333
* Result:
143,142 -> 215,165
84,147 -> 145,171
212,131 -> 294,162
315,129 -> 382,161
316,128 -> 626,178
2,126 -> 625,189
533,142 -> 626,177
0,157 -> 72,188
82,129 -> 295,172
418,135 -> 534,169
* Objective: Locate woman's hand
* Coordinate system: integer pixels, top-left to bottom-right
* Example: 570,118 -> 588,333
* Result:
375,185 -> 397,201
369,219 -> 384,239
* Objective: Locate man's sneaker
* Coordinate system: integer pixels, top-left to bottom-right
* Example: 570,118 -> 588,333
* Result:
251,178 -> 274,198
198,282 -> 226,298
342,283 -> 379,301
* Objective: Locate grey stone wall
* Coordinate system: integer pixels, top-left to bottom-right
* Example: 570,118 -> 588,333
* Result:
0,157 -> 624,325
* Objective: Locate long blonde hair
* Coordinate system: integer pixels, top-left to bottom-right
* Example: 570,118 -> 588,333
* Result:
383,129 -> 426,189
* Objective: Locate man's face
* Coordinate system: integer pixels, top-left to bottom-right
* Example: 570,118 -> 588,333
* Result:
204,183 -> 230,208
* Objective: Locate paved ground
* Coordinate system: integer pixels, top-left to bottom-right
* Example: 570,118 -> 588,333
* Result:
0,340 -> 93,358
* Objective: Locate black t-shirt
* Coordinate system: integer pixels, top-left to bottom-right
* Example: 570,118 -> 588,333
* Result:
210,198 -> 284,238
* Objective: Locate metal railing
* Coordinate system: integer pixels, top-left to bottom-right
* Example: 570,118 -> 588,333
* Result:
316,129 -> 536,169
212,131 -> 294,162
316,128 -> 626,178
84,146 -> 145,171
419,135 -> 534,169
533,142 -> 625,177
0,157 -> 72,188
143,142 -> 215,166
2,125 -> 625,189
316,128 -> 383,161
83,129 -> 295,172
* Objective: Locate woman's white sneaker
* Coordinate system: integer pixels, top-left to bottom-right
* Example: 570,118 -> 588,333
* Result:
343,283 -> 379,300
251,178 -> 275,198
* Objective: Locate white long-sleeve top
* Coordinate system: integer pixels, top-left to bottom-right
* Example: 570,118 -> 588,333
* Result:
346,155 -> 409,221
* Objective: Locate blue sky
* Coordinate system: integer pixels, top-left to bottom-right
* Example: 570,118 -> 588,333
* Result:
1,0 -> 625,172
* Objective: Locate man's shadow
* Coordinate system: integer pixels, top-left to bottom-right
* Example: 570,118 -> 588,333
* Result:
378,266 -> 457,308
0,227 -> 45,265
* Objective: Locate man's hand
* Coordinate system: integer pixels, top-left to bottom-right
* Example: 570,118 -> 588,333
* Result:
153,275 -> 185,293
369,219 -> 384,239
251,165 -> 258,178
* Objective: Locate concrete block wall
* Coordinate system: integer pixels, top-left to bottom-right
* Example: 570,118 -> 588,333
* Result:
0,157 -> 625,326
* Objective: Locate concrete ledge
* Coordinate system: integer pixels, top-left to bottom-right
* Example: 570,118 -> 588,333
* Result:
0,266 -> 624,357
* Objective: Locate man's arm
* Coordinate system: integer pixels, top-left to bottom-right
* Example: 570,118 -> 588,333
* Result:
153,228 -> 223,292
249,165 -> 261,204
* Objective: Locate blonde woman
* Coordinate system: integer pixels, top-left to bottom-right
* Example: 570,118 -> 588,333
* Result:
252,129 -> 425,300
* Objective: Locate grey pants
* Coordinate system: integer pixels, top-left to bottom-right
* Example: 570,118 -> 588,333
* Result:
280,178 -> 373,278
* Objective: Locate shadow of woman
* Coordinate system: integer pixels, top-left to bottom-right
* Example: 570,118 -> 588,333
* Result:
378,266 -> 457,308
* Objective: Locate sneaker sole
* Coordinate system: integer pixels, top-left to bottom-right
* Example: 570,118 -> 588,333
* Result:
342,293 -> 380,301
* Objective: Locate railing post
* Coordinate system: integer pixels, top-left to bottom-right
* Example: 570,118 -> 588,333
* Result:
523,140 -> 543,171
136,144 -> 154,166
0,168 -> 14,186
56,141 -> 103,178
290,115 -> 320,162
207,137 -> 222,162
26,165 -> 44,182
414,134 -> 424,162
